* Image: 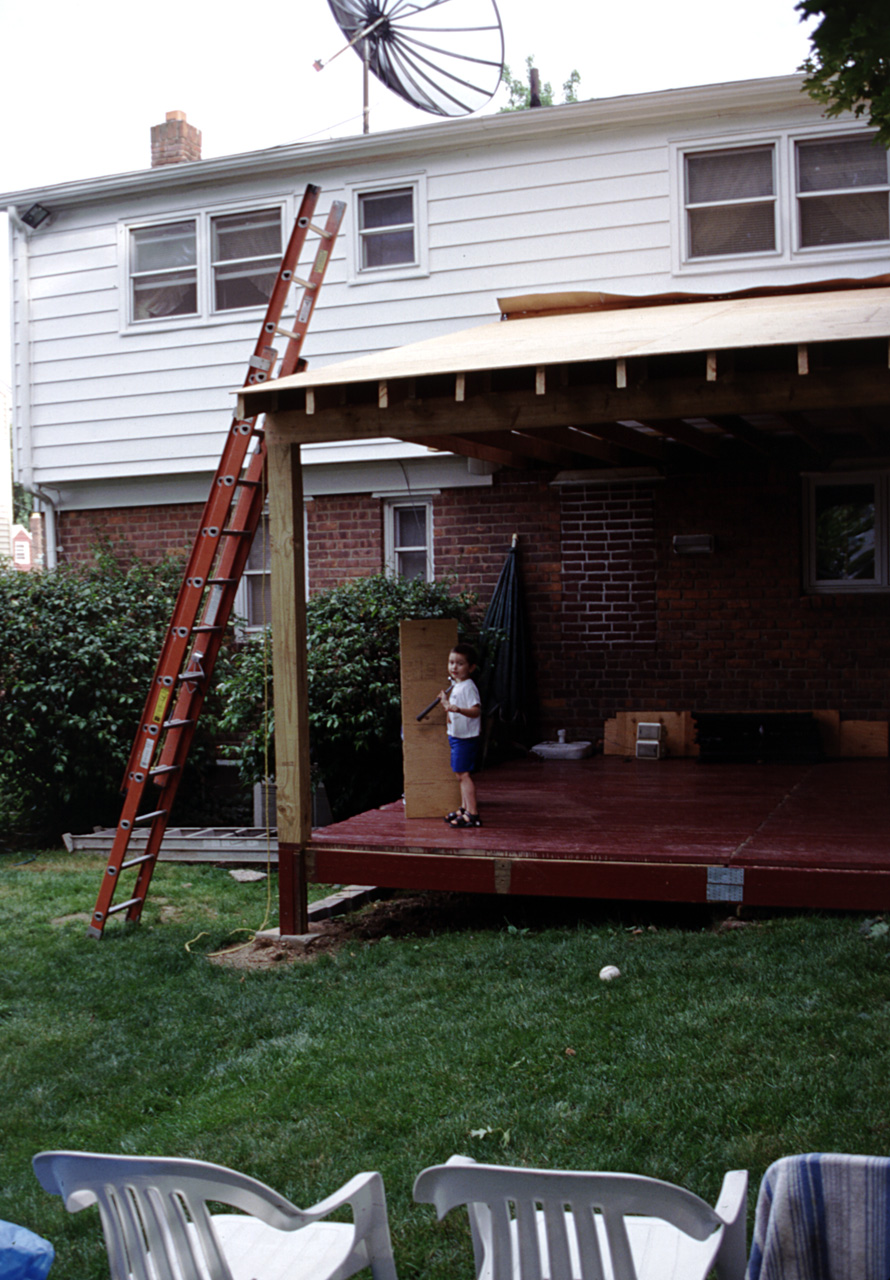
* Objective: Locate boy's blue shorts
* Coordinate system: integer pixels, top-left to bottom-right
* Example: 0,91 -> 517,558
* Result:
449,735 -> 479,774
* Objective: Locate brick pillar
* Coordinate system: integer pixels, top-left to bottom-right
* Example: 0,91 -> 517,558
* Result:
151,111 -> 202,167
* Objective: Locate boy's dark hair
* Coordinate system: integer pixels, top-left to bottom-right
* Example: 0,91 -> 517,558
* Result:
451,642 -> 478,667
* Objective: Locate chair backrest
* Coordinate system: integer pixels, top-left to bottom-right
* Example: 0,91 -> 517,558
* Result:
414,1158 -> 724,1280
32,1151 -> 306,1280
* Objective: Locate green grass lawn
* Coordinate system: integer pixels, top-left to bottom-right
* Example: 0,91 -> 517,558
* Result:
2,848 -> 889,1279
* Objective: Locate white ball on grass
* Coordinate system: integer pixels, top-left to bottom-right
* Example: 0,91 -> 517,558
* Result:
599,964 -> 621,981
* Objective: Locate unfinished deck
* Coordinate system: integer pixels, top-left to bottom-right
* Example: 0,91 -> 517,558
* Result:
305,757 -> 890,911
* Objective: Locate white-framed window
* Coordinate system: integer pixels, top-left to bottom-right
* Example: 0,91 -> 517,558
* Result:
122,202 -> 285,327
384,498 -> 433,581
683,145 -> 777,260
210,208 -> 283,311
804,472 -> 889,593
795,134 -> 890,249
672,126 -> 889,273
234,504 -> 310,633
345,174 -> 429,283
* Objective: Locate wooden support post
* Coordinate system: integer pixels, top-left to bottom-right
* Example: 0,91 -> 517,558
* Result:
267,432 -> 312,936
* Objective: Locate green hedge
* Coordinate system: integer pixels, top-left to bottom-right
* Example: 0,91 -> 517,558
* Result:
0,555 -> 226,840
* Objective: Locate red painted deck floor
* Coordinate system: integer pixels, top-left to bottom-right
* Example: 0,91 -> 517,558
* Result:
307,757 -> 890,910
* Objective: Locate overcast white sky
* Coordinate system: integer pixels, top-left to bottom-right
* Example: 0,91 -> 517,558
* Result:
0,0 -> 818,389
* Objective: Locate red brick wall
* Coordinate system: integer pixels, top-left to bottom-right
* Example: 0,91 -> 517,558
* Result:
57,466 -> 890,742
306,494 -> 382,592
59,503 -> 204,566
559,469 -> 890,738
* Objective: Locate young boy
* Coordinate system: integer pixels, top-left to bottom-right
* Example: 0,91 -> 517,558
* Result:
439,643 -> 482,828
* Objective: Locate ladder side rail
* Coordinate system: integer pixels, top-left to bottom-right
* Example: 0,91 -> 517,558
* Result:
89,189 -> 343,937
118,186 -> 323,789
122,468 -> 270,923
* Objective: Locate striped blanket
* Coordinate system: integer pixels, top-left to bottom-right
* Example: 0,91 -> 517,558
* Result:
747,1153 -> 890,1280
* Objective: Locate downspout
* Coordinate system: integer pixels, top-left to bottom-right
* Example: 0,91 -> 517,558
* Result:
8,205 -> 59,568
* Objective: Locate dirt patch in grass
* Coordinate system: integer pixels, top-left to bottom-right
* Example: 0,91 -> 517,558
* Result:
207,890 -> 741,970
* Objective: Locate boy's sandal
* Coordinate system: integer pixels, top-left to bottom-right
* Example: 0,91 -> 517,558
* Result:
444,808 -> 467,823
447,811 -> 482,829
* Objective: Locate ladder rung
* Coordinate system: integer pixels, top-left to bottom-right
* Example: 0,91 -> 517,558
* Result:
220,528 -> 252,537
273,324 -> 302,342
149,764 -> 179,776
207,577 -> 236,586
134,809 -> 167,825
193,625 -> 222,633
163,718 -> 194,729
106,897 -> 143,916
293,276 -> 316,291
121,853 -> 154,870
177,670 -> 207,682
236,478 -> 263,489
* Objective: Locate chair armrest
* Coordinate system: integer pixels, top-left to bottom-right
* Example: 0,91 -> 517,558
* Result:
713,1170 -> 747,1280
300,1172 -> 387,1224
714,1170 -> 747,1228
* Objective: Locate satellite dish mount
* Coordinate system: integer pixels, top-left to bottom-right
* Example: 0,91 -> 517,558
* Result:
315,0 -> 504,134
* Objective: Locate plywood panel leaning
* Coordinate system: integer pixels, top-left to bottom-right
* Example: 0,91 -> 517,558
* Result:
400,619 -> 461,818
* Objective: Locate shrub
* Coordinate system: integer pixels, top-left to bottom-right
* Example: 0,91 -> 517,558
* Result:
218,574 -> 477,819
0,554 -> 228,839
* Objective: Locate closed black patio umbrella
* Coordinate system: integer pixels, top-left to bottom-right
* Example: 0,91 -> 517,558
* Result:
477,533 -> 534,760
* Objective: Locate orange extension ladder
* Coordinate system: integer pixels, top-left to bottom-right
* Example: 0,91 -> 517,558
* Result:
88,184 -> 345,938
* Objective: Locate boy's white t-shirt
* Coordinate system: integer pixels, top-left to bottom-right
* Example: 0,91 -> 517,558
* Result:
447,677 -> 481,738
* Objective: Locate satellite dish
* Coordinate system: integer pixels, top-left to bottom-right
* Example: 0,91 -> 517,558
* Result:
316,0 -> 504,131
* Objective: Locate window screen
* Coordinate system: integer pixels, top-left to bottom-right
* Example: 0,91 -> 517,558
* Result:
211,209 -> 282,311
796,136 -> 889,247
130,220 -> 197,321
358,188 -> 415,269
685,147 -> 776,258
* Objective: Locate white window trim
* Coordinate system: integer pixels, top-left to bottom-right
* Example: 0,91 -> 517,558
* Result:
791,131 -> 890,256
233,500 -> 310,636
670,124 -> 888,277
344,173 -> 429,285
118,196 -> 290,334
383,495 -> 434,581
803,470 -> 890,594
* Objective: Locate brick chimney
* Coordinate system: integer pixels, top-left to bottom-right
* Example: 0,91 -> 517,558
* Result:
151,110 -> 202,167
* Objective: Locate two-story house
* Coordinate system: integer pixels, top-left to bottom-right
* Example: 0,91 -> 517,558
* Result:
6,77 -> 890,742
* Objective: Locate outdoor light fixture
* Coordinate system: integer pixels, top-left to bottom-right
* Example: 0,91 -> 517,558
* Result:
672,534 -> 715,555
21,204 -> 51,229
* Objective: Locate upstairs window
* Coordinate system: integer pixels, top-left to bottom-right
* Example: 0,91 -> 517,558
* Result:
358,188 -> 416,269
130,220 -> 197,321
345,174 -> 428,283
684,146 -> 776,258
211,209 -> 282,311
125,204 -> 284,325
796,135 -> 889,248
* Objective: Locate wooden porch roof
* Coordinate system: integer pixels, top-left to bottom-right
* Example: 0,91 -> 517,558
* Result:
240,277 -> 890,474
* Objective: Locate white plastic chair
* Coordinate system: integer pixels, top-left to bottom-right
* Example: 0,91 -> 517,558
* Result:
33,1150 -> 398,1280
413,1155 -> 747,1280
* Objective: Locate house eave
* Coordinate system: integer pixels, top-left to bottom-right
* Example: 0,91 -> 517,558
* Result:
0,75 -> 820,211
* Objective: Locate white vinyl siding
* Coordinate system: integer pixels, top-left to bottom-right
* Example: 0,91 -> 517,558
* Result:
12,86 -> 890,500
